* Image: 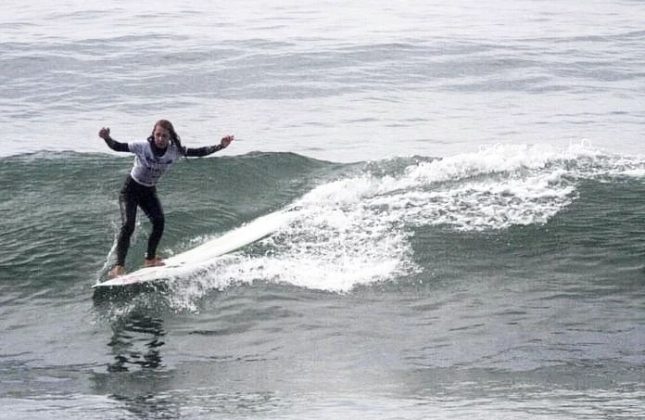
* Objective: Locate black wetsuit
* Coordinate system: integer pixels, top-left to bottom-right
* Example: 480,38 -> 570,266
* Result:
104,137 -> 223,266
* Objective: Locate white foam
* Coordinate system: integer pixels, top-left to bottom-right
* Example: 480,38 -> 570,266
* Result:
622,168 -> 645,178
165,143 -> 645,307
169,193 -> 415,300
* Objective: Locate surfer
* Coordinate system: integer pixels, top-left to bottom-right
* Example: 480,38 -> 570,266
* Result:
99,119 -> 234,278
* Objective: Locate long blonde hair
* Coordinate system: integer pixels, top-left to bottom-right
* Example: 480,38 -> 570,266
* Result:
148,119 -> 186,156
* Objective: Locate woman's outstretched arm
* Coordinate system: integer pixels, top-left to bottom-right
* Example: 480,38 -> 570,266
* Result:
184,135 -> 234,157
99,127 -> 129,152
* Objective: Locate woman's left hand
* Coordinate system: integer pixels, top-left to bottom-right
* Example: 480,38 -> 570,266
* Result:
220,135 -> 234,148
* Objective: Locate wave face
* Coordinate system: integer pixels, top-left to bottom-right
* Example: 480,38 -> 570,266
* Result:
2,145 -> 644,300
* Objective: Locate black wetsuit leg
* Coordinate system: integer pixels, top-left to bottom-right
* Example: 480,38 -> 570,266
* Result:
138,186 -> 165,260
115,176 -> 165,265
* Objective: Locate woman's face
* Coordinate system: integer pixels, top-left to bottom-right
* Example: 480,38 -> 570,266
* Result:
153,125 -> 171,149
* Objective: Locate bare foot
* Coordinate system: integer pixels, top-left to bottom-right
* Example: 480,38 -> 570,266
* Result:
108,265 -> 126,278
144,257 -> 165,268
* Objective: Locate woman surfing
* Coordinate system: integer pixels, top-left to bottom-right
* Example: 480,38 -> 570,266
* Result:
99,119 -> 234,279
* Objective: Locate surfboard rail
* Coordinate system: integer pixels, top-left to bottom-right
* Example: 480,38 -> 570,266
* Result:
93,209 -> 291,289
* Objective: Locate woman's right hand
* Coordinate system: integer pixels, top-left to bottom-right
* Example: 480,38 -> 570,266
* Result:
99,127 -> 111,140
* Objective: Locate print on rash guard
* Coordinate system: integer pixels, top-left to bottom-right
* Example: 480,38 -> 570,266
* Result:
128,141 -> 183,187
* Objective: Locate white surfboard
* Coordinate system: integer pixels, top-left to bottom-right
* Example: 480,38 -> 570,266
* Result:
93,209 -> 291,289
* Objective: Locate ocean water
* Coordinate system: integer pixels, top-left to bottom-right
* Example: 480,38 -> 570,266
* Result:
1,1 -> 645,419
